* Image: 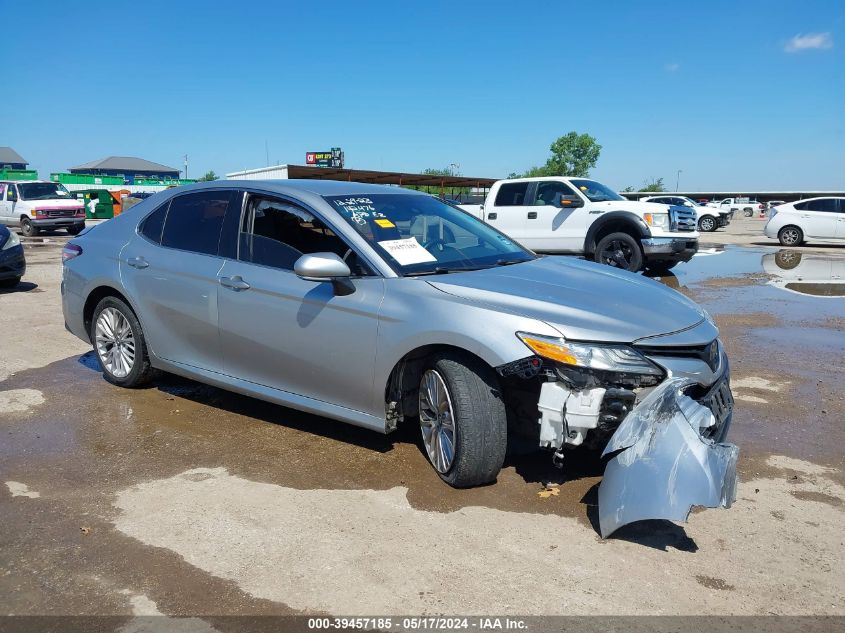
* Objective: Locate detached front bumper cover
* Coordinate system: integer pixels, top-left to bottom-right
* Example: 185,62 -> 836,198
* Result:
598,377 -> 738,538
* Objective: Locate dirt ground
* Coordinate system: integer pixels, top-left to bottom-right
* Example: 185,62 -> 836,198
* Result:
1,220 -> 843,627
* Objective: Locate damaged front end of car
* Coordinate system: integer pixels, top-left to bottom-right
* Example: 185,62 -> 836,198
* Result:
497,333 -> 738,538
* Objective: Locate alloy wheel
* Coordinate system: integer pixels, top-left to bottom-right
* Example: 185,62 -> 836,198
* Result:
699,217 -> 715,232
780,228 -> 800,245
95,307 -> 136,378
419,369 -> 457,473
600,240 -> 632,268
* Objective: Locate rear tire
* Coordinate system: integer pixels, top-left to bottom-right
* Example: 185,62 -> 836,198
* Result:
0,276 -> 21,288
418,351 -> 507,487
743,208 -> 753,217
67,225 -> 85,235
20,218 -> 38,237
778,226 -> 803,247
90,296 -> 156,388
594,232 -> 644,272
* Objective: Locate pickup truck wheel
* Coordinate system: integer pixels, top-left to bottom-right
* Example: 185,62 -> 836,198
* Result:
778,226 -> 803,246
743,208 -> 753,217
91,296 -> 156,388
66,225 -> 85,235
698,215 -> 717,232
418,352 -> 507,487
594,232 -> 643,272
20,218 -> 38,237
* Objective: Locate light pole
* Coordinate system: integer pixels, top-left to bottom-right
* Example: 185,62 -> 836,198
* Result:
184,154 -> 189,180
449,163 -> 460,176
676,169 -> 683,192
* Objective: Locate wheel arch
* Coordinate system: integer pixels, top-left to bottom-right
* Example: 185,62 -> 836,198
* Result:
584,211 -> 650,255
383,343 -> 499,432
82,285 -> 139,342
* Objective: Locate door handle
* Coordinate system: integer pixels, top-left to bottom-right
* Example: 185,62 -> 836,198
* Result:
486,212 -> 497,220
219,275 -> 250,291
527,211 -> 538,219
126,256 -> 149,269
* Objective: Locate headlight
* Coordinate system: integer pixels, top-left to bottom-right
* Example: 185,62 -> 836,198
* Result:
517,332 -> 663,376
643,212 -> 671,230
1,230 -> 20,250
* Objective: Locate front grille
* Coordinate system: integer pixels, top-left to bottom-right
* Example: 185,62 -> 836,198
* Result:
670,206 -> 697,232
637,340 -> 721,372
44,209 -> 74,218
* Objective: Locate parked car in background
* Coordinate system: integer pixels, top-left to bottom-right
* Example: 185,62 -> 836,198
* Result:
459,177 -> 699,272
713,197 -> 764,217
0,223 -> 25,288
640,195 -> 731,232
766,200 -> 786,214
0,181 -> 86,236
764,197 -> 845,246
60,180 -> 738,536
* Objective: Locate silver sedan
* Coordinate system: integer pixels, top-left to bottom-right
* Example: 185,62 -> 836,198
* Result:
61,180 -> 737,535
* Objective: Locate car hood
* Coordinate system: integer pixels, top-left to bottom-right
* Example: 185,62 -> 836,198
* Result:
426,257 -> 708,343
21,197 -> 83,209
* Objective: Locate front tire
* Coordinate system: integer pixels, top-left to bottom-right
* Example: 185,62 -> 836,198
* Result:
91,296 -> 156,388
418,352 -> 507,487
778,226 -> 803,247
0,276 -> 21,288
698,215 -> 717,232
20,218 -> 38,237
67,225 -> 85,235
594,232 -> 644,272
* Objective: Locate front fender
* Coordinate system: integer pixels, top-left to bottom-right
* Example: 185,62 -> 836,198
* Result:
584,211 -> 651,255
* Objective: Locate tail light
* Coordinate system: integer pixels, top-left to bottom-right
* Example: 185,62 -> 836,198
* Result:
62,242 -> 83,263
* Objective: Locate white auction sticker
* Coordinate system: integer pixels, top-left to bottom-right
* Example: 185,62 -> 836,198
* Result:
377,237 -> 437,266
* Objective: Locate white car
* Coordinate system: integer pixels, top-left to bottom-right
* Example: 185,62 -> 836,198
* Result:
640,195 -> 731,232
763,197 -> 845,246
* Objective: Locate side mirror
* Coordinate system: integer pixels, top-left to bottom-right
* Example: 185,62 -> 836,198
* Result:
559,194 -> 584,208
294,252 -> 354,295
7,190 -> 17,202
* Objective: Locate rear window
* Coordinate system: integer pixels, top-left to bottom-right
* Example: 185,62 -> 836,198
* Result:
160,191 -> 233,256
139,202 -> 169,244
494,182 -> 529,206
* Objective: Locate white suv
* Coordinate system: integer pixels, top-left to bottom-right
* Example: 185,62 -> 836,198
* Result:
764,197 -> 845,246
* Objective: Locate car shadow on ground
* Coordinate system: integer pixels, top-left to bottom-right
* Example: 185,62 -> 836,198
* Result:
0,281 -> 39,294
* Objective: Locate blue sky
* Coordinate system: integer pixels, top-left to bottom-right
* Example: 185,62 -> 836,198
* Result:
3,1 -> 843,190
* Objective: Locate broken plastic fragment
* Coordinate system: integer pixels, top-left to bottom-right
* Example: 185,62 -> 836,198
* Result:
598,377 -> 738,538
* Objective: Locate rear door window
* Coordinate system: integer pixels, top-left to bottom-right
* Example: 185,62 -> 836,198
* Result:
494,182 -> 530,206
804,198 -> 838,213
161,191 -> 234,255
139,202 -> 170,244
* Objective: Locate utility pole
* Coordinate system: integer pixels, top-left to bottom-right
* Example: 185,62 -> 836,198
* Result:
449,163 -> 460,176
676,169 -> 683,191
184,154 -> 189,180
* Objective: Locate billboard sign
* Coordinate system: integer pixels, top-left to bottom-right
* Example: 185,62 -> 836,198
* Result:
306,147 -> 344,168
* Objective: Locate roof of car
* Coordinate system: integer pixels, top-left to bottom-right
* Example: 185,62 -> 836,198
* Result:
186,179 -> 428,197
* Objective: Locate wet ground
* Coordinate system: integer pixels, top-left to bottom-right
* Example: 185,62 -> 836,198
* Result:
1,225 -> 844,624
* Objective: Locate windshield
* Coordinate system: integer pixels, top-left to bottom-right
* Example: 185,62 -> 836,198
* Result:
324,193 -> 534,275
569,179 -> 625,202
18,182 -> 72,201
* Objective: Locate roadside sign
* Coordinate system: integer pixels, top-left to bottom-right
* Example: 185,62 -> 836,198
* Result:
306,147 -> 344,168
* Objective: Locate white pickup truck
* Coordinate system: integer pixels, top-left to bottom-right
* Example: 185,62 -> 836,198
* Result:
711,197 -> 764,217
459,177 -> 699,272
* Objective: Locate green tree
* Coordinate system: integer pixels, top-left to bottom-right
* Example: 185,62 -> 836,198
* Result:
198,170 -> 218,181
512,131 -> 602,178
621,185 -> 636,192
639,177 -> 666,192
